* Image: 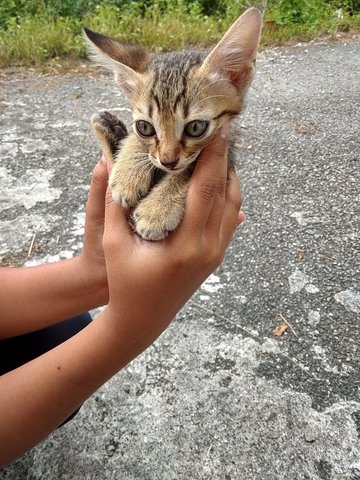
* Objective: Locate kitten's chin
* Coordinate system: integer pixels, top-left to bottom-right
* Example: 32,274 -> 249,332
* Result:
152,155 -> 199,174
155,163 -> 187,175
169,169 -> 185,175
163,167 -> 186,175
166,163 -> 196,175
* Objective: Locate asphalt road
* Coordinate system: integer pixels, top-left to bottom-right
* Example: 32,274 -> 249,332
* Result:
0,38 -> 359,479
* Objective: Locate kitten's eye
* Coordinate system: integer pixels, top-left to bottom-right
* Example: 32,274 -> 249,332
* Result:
184,120 -> 209,138
136,120 -> 156,138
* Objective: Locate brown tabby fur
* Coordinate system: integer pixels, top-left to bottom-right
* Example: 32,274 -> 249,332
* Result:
84,7 -> 262,240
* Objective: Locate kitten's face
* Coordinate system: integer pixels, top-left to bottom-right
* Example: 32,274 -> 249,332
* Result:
129,54 -> 242,173
84,7 -> 263,173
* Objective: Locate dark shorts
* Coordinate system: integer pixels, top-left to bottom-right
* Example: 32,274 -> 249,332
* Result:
0,313 -> 92,424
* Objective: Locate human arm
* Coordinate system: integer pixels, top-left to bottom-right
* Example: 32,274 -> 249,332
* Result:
0,160 -> 109,339
0,127 -> 243,466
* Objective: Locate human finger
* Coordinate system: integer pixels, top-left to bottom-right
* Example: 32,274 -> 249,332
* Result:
181,123 -> 229,235
103,185 -> 133,252
237,210 -> 246,225
203,143 -> 229,234
85,158 -> 108,226
100,152 -> 113,176
219,169 -> 242,247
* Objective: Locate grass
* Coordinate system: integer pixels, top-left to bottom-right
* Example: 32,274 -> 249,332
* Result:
0,1 -> 359,69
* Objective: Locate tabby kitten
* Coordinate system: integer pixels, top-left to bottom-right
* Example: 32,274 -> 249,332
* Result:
84,7 -> 262,240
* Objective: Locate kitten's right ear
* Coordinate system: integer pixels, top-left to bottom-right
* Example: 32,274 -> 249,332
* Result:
83,28 -> 152,97
201,8 -> 263,92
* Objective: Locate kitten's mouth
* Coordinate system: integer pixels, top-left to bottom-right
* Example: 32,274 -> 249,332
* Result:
153,155 -> 199,174
158,164 -> 185,174
166,154 -> 200,173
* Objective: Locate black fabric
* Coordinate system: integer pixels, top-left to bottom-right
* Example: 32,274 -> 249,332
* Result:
0,313 -> 92,426
0,313 -> 92,376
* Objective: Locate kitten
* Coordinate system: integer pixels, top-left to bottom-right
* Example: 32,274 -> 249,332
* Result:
84,7 -> 262,240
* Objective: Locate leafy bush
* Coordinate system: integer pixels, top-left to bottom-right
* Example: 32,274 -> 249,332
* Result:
268,0 -> 334,27
0,0 -> 359,67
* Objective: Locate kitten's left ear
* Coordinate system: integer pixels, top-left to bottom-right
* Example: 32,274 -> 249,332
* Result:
83,28 -> 153,97
202,7 -> 263,92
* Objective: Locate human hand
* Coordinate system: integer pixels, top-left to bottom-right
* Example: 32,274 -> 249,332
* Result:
78,157 -> 109,304
100,124 -> 243,360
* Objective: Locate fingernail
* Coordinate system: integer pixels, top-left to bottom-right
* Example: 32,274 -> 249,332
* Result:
99,155 -> 106,165
220,121 -> 230,140
237,210 -> 246,225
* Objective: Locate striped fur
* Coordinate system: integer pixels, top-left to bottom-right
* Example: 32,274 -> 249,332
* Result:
86,7 -> 263,240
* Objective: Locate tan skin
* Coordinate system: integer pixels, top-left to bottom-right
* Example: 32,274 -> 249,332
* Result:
0,124 -> 244,466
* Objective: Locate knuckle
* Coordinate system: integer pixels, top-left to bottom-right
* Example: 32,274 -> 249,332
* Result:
91,162 -> 106,186
199,176 -> 227,202
172,241 -> 224,273
175,245 -> 199,268
199,181 -> 217,202
217,177 -> 227,196
204,244 -> 223,269
230,193 -> 241,213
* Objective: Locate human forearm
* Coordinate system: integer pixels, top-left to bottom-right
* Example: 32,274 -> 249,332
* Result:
0,308 -> 154,466
0,160 -> 109,339
0,127 -> 243,467
0,256 -> 107,338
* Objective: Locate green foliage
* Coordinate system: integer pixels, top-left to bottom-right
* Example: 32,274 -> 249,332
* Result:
327,0 -> 360,13
0,0 -> 359,67
0,14 -> 81,66
268,0 -> 334,27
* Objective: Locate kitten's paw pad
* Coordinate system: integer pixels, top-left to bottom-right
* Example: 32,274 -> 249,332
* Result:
111,187 -> 145,208
110,177 -> 151,208
132,203 -> 183,241
91,111 -> 127,153
111,189 -> 132,208
110,162 -> 152,208
133,217 -> 169,241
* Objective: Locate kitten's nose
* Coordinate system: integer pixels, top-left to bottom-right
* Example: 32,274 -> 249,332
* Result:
160,158 -> 179,170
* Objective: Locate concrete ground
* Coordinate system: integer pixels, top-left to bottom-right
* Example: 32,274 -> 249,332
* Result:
0,38 -> 359,479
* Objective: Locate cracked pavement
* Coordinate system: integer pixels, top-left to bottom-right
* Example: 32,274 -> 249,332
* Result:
0,38 -> 359,479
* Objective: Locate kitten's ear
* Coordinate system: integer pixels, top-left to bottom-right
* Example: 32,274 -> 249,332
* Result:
83,28 -> 152,97
202,7 -> 263,91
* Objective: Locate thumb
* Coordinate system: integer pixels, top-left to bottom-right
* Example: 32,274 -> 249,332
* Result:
193,121 -> 229,178
101,154 -> 113,176
103,185 -> 132,246
181,123 -> 229,234
188,121 -> 229,205
85,158 -> 108,227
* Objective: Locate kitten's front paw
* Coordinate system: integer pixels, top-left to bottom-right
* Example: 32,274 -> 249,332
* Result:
111,183 -> 145,208
110,164 -> 151,208
131,199 -> 184,241
91,111 -> 127,155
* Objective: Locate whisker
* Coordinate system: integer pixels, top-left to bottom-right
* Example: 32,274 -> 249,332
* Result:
191,57 -> 224,96
192,77 -> 225,102
192,64 -> 209,93
125,153 -> 149,158
191,94 -> 227,111
125,156 -> 155,177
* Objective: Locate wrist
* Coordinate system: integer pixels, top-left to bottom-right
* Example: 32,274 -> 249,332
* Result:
93,307 -> 146,369
103,297 -> 175,355
75,255 -> 109,308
